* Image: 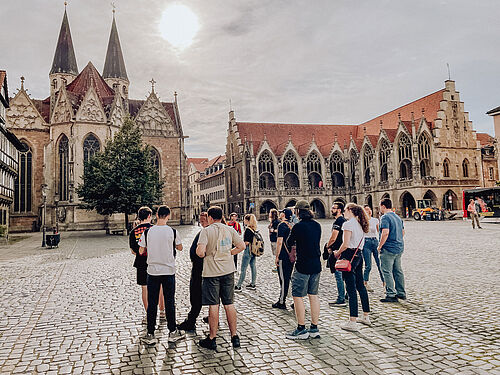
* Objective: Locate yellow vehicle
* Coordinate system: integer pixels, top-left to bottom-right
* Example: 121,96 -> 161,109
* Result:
412,199 -> 439,220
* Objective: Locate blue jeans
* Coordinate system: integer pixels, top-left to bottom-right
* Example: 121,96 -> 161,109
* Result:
334,270 -> 345,302
380,250 -> 406,298
236,246 -> 256,287
362,238 -> 384,282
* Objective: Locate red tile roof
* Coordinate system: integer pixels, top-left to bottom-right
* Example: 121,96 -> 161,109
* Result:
187,157 -> 209,172
32,97 -> 51,123
66,62 -> 115,101
476,133 -> 495,147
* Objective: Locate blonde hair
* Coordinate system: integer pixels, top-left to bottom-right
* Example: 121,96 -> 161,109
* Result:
244,214 -> 258,230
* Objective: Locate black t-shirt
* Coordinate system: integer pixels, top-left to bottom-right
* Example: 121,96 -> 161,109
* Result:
331,216 -> 347,251
189,232 -> 203,271
286,218 -> 322,274
243,228 -> 255,244
129,222 -> 152,268
277,220 -> 292,261
268,219 -> 280,242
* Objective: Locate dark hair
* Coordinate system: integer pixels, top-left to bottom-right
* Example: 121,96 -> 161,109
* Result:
200,211 -> 208,218
333,201 -> 344,213
298,209 -> 313,220
138,206 -> 152,221
157,205 -> 171,218
269,208 -> 278,221
207,206 -> 223,220
380,198 -> 392,209
346,203 -> 369,233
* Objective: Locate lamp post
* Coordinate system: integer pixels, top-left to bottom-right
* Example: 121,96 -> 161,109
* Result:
41,184 -> 48,248
54,196 -> 59,233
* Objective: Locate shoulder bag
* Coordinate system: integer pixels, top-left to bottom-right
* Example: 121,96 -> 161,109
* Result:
334,236 -> 364,272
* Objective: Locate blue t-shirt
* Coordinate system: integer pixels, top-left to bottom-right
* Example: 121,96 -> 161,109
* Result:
379,212 -> 404,254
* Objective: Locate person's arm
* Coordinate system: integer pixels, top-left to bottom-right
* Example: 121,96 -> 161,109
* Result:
231,229 -> 246,255
286,226 -> 296,250
334,230 -> 351,258
378,229 -> 389,251
275,237 -> 283,266
327,230 -> 339,249
138,232 -> 146,255
196,243 -> 206,258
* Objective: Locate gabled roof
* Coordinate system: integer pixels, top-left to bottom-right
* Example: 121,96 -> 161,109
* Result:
187,157 -> 209,172
206,155 -> 226,167
32,98 -> 51,123
103,16 -> 128,80
486,105 -> 500,115
128,99 -> 177,123
476,133 -> 495,147
50,9 -> 78,75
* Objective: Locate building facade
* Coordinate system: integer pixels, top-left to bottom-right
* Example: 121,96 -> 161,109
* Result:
477,134 -> 498,187
6,8 -> 188,232
187,157 -> 208,221
226,80 -> 492,219
197,155 -> 226,214
487,105 -> 500,181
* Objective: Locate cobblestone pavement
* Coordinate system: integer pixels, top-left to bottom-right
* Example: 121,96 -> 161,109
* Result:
0,219 -> 499,375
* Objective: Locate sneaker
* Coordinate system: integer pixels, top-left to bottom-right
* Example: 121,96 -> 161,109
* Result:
329,300 -> 346,307
357,315 -> 372,326
340,320 -> 359,332
199,336 -> 217,350
291,303 -> 294,310
159,310 -> 166,321
246,284 -> 256,290
231,335 -> 241,348
308,327 -> 320,339
177,320 -> 196,331
345,293 -> 349,300
272,268 -> 278,273
380,296 -> 398,303
142,316 -> 147,325
168,329 -> 185,343
286,327 -> 309,340
140,333 -> 156,345
364,282 -> 374,292
234,286 -> 242,293
202,316 -> 209,324
396,294 -> 407,300
272,302 -> 286,309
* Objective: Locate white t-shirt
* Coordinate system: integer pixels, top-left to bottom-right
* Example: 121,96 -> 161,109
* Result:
138,224 -> 182,276
342,218 -> 365,249
366,217 -> 379,238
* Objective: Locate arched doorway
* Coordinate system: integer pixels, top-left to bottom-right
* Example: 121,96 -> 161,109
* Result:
284,172 -> 300,189
423,190 -> 437,207
285,199 -> 296,208
443,190 -> 458,210
310,199 -> 326,219
400,192 -> 416,218
259,200 -> 277,216
308,172 -> 322,188
365,195 -> 373,210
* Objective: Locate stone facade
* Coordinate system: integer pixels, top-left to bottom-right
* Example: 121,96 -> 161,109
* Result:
197,155 -> 226,214
187,157 -> 208,221
226,80 -> 492,219
487,105 -> 500,182
5,9 -> 188,232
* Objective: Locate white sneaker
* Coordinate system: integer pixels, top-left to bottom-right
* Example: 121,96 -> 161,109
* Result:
357,315 -> 372,326
341,320 -> 359,332
168,329 -> 186,343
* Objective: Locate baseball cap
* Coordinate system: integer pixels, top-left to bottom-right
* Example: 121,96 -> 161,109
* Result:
280,208 -> 293,219
295,200 -> 310,210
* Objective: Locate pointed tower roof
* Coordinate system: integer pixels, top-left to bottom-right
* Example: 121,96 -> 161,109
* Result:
50,8 -> 78,75
103,14 -> 128,80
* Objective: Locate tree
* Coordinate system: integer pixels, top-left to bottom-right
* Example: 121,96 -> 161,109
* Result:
77,117 -> 164,232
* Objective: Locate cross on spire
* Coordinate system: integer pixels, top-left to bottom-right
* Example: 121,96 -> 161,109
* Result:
64,1 -> 67,8
111,2 -> 116,15
20,76 -> 25,90
149,78 -> 156,93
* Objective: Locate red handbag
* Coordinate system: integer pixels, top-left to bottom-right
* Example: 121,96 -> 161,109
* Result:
335,237 -> 364,272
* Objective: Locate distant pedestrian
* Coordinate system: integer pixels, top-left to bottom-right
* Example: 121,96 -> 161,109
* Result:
268,208 -> 280,272
196,206 -> 246,350
334,203 -> 371,332
467,199 -> 482,229
285,200 -> 321,340
362,205 -> 384,292
139,205 -> 185,345
272,208 -> 294,309
227,212 -> 242,268
178,212 -> 209,331
377,199 -> 407,303
326,202 -> 347,307
235,214 -> 259,291
129,206 -> 165,324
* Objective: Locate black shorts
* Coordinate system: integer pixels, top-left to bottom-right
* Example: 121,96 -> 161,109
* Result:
137,267 -> 148,286
202,273 -> 235,306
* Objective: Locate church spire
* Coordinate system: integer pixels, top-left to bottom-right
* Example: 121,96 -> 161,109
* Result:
103,13 -> 128,81
50,7 -> 78,75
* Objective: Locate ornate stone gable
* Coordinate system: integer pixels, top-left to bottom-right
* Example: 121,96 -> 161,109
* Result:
76,86 -> 106,123
6,90 -> 47,130
51,86 -> 73,124
134,92 -> 176,137
109,94 -> 124,127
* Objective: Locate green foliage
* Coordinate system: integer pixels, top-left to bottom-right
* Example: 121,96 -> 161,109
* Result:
77,117 -> 164,218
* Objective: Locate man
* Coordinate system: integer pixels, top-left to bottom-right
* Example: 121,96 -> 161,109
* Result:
285,200 -> 322,340
196,206 -> 246,350
139,205 -> 185,345
227,212 -> 242,268
129,206 -> 165,323
377,198 -> 406,303
178,212 -> 209,331
326,202 -> 347,307
273,208 -> 294,309
467,199 -> 482,229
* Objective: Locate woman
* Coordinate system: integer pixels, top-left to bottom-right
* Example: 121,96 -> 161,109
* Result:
334,203 -> 370,331
268,209 -> 280,272
235,214 -> 258,291
362,205 -> 384,292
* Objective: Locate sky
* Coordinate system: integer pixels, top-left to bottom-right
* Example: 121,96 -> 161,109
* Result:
2,0 -> 499,158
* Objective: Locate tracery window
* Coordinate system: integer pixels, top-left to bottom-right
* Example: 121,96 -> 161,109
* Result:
283,151 -> 300,188
418,133 -> 431,177
14,142 -> 32,212
258,151 -> 276,189
306,152 -> 323,188
150,147 -> 161,178
83,134 -> 100,163
379,139 -> 391,182
363,145 -> 374,185
330,152 -> 345,187
349,149 -> 359,187
398,134 -> 412,180
59,135 -> 69,201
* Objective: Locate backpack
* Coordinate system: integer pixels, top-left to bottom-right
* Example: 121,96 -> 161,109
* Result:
249,229 -> 265,257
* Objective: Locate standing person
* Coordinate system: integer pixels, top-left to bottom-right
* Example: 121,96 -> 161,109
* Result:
139,205 -> 185,345
196,206 -> 246,350
268,209 -> 280,272
377,198 -> 407,303
235,214 -> 259,291
227,213 -> 242,268
326,202 -> 347,307
129,206 -> 165,324
285,201 -> 322,340
178,212 -> 209,331
467,199 -> 482,229
273,208 -> 294,309
362,205 -> 384,292
334,203 -> 370,332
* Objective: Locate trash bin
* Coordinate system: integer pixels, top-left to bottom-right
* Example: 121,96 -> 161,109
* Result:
46,233 -> 60,248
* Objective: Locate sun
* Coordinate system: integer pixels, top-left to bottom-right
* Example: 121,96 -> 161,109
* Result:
159,3 -> 200,50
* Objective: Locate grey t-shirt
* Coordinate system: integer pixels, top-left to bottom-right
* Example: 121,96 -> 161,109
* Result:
139,225 -> 182,276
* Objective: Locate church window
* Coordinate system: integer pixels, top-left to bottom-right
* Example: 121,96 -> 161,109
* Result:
306,152 -> 323,188
83,134 -> 100,164
14,142 -> 32,212
349,149 -> 359,187
59,135 -> 69,201
379,139 -> 391,182
398,134 -> 412,180
330,152 -> 345,187
150,147 -> 161,178
363,145 -> 373,185
418,133 -> 431,177
258,151 -> 275,189
462,158 -> 469,178
283,151 -> 300,189
443,158 -> 450,178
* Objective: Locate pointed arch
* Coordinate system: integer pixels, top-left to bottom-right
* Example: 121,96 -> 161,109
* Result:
443,158 -> 450,178
306,151 -> 323,188
462,158 -> 469,178
83,133 -> 101,163
330,151 -> 345,188
283,151 -> 300,189
418,132 -> 431,177
149,146 -> 161,179
362,144 -> 374,185
398,133 -> 412,180
14,140 -> 33,213
349,149 -> 359,187
58,134 -> 69,201
379,138 -> 391,182
258,150 -> 276,189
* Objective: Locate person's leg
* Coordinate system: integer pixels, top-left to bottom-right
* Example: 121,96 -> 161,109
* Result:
236,248 -> 250,287
393,253 -> 406,297
471,213 -> 476,228
308,294 -> 320,325
161,275 -> 177,332
371,242 -> 384,283
291,271 -> 307,325
475,214 -> 482,228
380,252 -> 397,297
249,255 -> 257,285
159,285 -> 165,312
187,266 -> 203,324
362,242 -> 372,282
354,258 -> 370,314
334,270 -> 345,302
271,242 -> 277,257
293,296 -> 306,325
223,304 -> 237,336
141,285 -> 148,311
146,275 -> 161,334
283,260 -> 293,304
208,304 -> 219,339
277,260 -> 285,303
342,271 -> 358,319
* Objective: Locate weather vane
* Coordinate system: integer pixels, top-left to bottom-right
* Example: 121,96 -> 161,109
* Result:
149,78 -> 156,93
64,1 -> 67,8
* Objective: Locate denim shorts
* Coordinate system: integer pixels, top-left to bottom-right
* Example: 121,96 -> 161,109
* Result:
291,270 -> 320,297
202,273 -> 235,306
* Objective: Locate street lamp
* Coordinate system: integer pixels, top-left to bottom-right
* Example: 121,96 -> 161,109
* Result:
41,184 -> 48,247
54,195 -> 59,233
